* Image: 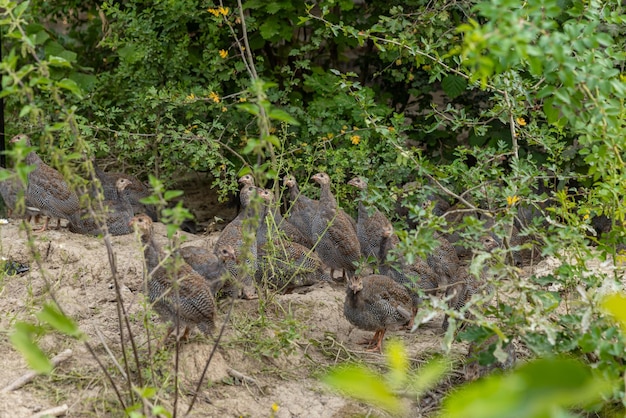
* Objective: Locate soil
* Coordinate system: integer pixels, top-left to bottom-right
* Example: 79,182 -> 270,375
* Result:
0,175 -> 599,418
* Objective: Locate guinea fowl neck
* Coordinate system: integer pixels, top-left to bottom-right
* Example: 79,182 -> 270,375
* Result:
25,151 -> 42,166
141,233 -> 161,272
318,182 -> 337,210
288,182 -> 300,202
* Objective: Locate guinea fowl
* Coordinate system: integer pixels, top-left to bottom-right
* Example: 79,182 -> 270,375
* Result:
311,172 -> 361,280
442,234 -> 497,330
0,169 -> 41,221
179,244 -> 236,295
378,224 -> 438,320
255,187 -> 330,291
283,174 -> 319,238
70,178 -> 135,236
214,182 -> 262,299
10,134 -> 81,231
426,234 -> 461,295
347,176 -> 394,261
92,161 -> 158,221
130,214 -> 216,341
240,174 -> 312,247
344,274 -> 413,352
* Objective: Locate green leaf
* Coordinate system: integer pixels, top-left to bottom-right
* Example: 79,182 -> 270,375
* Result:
48,55 -> 73,68
323,364 -> 403,414
163,190 -> 184,201
57,78 -> 83,99
410,356 -> 449,397
236,103 -> 260,116
268,108 -> 300,125
441,74 -> 467,99
601,293 -> 626,331
441,358 -> 613,418
385,339 -> 408,389
36,303 -> 84,339
10,322 -> 53,374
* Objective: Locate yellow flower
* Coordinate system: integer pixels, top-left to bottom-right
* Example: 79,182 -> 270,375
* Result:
506,195 -> 520,206
208,6 -> 229,16
221,106 -> 227,112
219,49 -> 228,59
516,117 -> 527,126
239,97 -> 247,102
186,93 -> 196,101
351,135 -> 361,145
271,403 -> 280,412
209,92 -> 220,103
389,127 -> 395,132
583,213 -> 590,220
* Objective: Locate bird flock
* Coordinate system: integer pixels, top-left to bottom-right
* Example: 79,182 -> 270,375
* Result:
0,134 -> 514,354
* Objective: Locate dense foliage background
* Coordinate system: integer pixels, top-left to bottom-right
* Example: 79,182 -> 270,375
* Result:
4,0 -> 626,415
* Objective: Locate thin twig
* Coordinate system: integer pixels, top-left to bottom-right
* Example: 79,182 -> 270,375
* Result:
29,404 -> 68,418
1,349 -> 73,393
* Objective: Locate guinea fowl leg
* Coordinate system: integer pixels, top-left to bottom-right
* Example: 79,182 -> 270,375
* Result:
33,216 -> 51,233
367,329 -> 387,353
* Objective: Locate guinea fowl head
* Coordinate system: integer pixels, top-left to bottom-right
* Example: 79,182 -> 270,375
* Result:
238,174 -> 255,187
347,176 -> 367,190
115,178 -> 133,192
348,275 -> 364,293
311,172 -> 330,185
216,244 -> 236,262
10,134 -> 31,146
129,214 -> 153,237
480,235 -> 499,252
381,224 -> 394,239
283,175 -> 296,188
256,187 -> 273,203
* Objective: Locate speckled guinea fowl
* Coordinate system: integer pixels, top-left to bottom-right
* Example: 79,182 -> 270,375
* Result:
426,234 -> 461,293
0,168 -> 41,221
347,176 -> 394,261
241,174 -> 312,248
70,178 -> 135,236
10,134 -> 81,231
214,182 -> 263,299
344,274 -> 413,352
178,244 -> 236,295
311,172 -> 361,280
255,188 -> 330,291
378,224 -> 438,320
130,213 -> 216,340
93,161 -> 158,221
283,175 -> 319,239
442,234 -> 497,330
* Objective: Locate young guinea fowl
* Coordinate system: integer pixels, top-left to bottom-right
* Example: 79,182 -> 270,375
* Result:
442,234 -> 497,330
240,174 -> 312,248
70,178 -> 135,236
178,244 -> 236,295
283,175 -> 319,239
378,224 -> 438,321
0,169 -> 41,221
255,188 -> 330,291
10,134 -> 81,231
347,176 -> 394,261
426,234 -> 461,295
130,214 -> 216,341
344,274 -> 414,352
311,172 -> 361,280
214,181 -> 262,299
92,161 -> 158,221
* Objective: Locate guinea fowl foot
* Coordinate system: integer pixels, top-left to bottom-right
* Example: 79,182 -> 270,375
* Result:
33,217 -> 51,233
357,330 -> 385,352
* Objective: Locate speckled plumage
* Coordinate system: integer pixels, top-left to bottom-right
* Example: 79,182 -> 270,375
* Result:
179,244 -> 236,295
70,178 -> 135,236
311,173 -> 360,280
131,214 -> 216,340
283,175 -> 319,239
344,274 -> 413,352
378,224 -> 438,317
348,176 -> 393,261
214,182 -> 262,299
0,168 -> 40,220
426,235 -> 461,291
93,161 -> 158,221
10,134 -> 80,231
256,188 -> 330,291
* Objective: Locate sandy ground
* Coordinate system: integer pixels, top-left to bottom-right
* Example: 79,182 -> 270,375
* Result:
0,175 -> 616,417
